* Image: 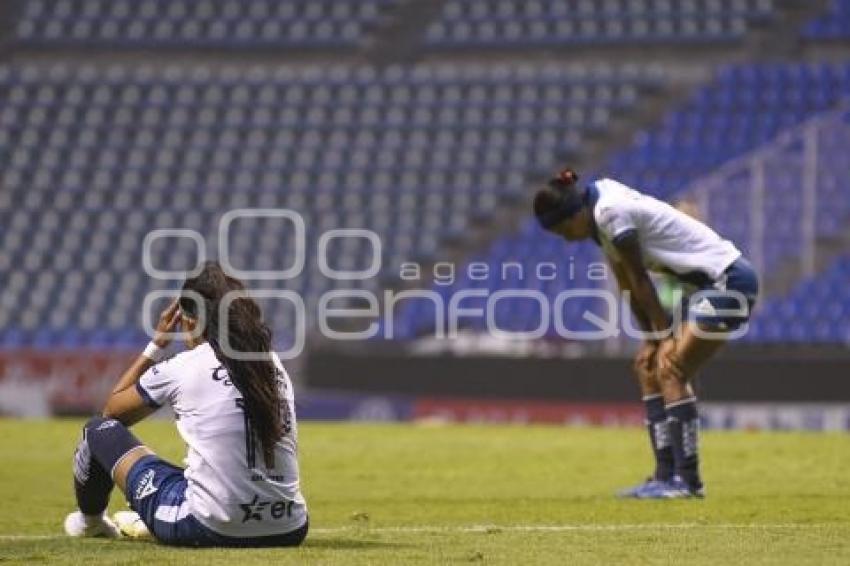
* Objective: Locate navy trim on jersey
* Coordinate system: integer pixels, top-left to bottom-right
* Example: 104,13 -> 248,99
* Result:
672,269 -> 715,289
136,382 -> 161,409
611,228 -> 638,247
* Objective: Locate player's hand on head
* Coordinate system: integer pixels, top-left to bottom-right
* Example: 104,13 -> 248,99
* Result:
153,300 -> 181,348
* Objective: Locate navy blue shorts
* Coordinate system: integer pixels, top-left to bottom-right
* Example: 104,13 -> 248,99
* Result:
125,455 -> 308,548
685,257 -> 760,331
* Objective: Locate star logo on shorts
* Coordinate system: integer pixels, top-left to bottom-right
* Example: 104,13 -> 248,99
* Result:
240,495 -> 270,523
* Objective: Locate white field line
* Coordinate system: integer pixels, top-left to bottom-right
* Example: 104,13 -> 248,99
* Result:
2,523 -> 843,541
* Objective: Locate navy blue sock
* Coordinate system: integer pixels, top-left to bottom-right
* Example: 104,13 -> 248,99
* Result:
73,416 -> 143,515
73,421 -> 114,515
666,397 -> 702,490
644,394 -> 674,481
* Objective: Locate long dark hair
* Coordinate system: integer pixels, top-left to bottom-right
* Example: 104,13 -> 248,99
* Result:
179,261 -> 282,468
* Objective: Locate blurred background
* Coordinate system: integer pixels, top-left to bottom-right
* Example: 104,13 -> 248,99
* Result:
0,0 -> 848,428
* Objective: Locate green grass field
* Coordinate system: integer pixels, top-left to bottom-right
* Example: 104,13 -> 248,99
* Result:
0,419 -> 849,565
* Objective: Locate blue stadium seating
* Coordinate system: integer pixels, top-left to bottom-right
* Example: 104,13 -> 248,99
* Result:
803,0 -> 850,40
425,0 -> 776,47
607,62 -> 850,274
3,0 -> 848,348
391,61 -> 850,343
383,225 -> 605,341
747,256 -> 850,343
609,63 -> 850,197
0,62 -> 658,348
14,0 -> 402,47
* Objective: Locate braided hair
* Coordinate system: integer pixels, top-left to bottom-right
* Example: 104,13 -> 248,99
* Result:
179,261 -> 282,469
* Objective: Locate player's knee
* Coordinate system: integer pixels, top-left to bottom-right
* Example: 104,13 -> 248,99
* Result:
84,416 -> 122,439
84,415 -> 110,431
657,365 -> 685,387
83,416 -> 142,473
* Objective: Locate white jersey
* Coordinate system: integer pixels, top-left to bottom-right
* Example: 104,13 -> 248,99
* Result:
137,343 -> 307,538
591,178 -> 741,281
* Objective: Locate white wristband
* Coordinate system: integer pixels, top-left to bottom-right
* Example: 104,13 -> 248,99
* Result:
143,341 -> 166,363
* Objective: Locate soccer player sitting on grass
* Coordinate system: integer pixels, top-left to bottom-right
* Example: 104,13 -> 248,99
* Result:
64,261 -> 308,546
534,169 -> 759,498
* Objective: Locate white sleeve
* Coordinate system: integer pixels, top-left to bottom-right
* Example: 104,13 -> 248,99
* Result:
596,202 -> 637,242
137,357 -> 180,409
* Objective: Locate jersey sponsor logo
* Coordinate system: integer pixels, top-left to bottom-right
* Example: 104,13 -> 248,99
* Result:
134,469 -> 158,500
211,365 -> 232,386
239,494 -> 297,523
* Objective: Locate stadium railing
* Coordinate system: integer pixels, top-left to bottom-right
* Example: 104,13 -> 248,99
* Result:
679,101 -> 850,281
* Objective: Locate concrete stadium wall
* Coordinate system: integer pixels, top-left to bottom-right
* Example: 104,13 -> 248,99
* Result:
306,347 -> 850,403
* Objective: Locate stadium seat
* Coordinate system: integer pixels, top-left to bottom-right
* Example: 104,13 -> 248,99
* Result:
424,0 -> 776,47
802,0 -> 850,40
389,61 -> 850,343
14,0 -> 402,48
0,62 -> 659,348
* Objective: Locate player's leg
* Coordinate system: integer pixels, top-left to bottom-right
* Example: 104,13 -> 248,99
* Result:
635,345 -> 674,484
658,258 -> 759,496
67,416 -> 154,537
68,415 -> 202,544
657,323 -> 727,496
618,343 -> 675,498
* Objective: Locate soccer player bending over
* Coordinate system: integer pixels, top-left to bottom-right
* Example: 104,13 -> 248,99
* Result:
534,170 -> 759,498
65,261 -> 308,546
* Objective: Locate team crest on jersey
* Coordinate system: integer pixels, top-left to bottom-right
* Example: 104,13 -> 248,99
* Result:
134,469 -> 158,500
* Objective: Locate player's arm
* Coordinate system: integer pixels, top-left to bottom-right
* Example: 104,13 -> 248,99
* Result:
609,258 -> 652,332
612,231 -> 671,338
103,301 -> 180,425
102,356 -> 158,426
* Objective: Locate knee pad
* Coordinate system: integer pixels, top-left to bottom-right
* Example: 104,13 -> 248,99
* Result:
83,416 -> 143,477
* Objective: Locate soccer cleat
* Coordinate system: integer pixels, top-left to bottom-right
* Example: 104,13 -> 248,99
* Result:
664,476 -> 705,499
639,476 -> 705,499
616,477 -> 666,499
113,510 -> 152,540
63,511 -> 121,538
